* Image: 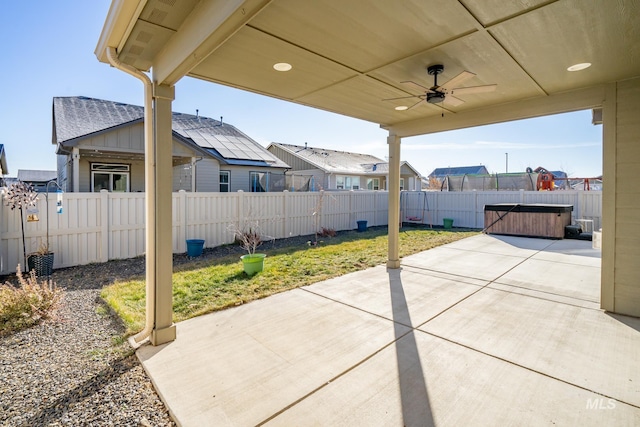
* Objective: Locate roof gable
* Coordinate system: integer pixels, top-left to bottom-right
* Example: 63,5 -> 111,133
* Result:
271,142 -> 386,174
53,97 -> 144,144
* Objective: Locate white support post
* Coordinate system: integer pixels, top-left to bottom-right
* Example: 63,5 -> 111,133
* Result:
100,189 -> 109,263
72,147 -> 80,193
150,83 -> 176,346
237,190 -> 245,230
179,190 -> 187,253
283,190 -> 289,238
319,190 -> 325,232
387,133 -> 401,269
190,157 -> 197,192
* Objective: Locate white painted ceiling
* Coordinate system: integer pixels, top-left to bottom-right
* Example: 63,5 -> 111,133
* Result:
97,0 -> 640,136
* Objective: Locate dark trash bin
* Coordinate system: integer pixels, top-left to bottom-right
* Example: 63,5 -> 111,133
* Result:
357,220 -> 368,232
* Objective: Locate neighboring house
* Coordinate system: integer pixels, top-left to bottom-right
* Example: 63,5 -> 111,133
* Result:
17,170 -> 57,192
267,142 -> 423,191
52,97 -> 289,193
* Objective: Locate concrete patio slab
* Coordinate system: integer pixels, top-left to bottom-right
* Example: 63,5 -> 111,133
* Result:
137,289 -> 410,426
304,265 -> 484,327
401,246 -> 525,282
420,288 -> 640,407
443,233 -> 555,256
265,331 -> 640,426
494,257 -> 600,302
538,238 -> 603,260
487,282 -> 601,310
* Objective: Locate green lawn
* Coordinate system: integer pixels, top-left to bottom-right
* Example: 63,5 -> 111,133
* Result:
101,227 -> 478,335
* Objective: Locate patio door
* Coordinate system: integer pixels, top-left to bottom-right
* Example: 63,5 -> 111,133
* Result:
91,163 -> 130,192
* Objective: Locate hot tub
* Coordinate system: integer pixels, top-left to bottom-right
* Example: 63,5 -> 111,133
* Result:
484,203 -> 573,239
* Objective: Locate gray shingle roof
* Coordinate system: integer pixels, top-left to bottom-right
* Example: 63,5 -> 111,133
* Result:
271,142 -> 386,174
17,169 -> 57,182
53,97 -> 288,168
53,97 -> 144,144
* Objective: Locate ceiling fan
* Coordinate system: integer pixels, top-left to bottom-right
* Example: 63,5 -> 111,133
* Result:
384,64 -> 497,110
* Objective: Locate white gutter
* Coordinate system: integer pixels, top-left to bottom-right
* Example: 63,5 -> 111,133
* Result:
106,47 -> 155,344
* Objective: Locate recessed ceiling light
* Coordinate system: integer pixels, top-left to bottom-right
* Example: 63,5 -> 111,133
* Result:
273,62 -> 292,72
395,105 -> 409,111
567,62 -> 591,72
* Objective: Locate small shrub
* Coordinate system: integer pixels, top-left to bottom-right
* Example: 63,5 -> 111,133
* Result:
318,227 -> 337,238
234,228 -> 263,254
0,265 -> 63,336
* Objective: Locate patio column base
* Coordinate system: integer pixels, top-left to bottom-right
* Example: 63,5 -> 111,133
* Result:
151,324 -> 176,346
386,259 -> 401,269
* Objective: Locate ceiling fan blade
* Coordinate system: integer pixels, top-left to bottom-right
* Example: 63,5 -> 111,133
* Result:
443,95 -> 465,107
406,99 -> 425,110
382,94 -> 420,101
450,84 -> 497,96
440,71 -> 475,91
401,80 -> 432,92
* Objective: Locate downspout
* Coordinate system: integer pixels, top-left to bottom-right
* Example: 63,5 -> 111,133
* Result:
106,47 -> 155,343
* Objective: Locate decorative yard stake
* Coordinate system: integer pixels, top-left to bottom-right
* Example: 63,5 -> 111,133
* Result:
4,181 -> 39,271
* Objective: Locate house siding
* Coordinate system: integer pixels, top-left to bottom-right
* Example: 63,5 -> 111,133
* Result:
75,123 -> 144,152
604,77 -> 640,317
195,159 -> 220,192
268,145 -> 318,171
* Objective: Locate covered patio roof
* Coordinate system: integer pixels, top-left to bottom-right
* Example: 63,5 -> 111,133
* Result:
95,0 -> 640,346
96,0 -> 639,135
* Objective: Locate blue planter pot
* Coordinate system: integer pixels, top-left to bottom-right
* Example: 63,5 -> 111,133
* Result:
186,239 -> 205,257
356,220 -> 368,232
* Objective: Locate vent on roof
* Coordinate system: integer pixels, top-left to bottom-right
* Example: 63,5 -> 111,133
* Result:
78,96 -> 90,100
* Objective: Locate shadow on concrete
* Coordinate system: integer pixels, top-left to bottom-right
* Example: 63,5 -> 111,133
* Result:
388,268 -> 435,427
606,312 -> 640,333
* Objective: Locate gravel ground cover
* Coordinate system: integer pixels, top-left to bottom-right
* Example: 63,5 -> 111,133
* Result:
0,261 -> 175,426
0,233 -> 325,426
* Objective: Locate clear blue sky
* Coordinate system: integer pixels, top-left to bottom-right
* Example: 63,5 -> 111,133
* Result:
0,1 -> 603,179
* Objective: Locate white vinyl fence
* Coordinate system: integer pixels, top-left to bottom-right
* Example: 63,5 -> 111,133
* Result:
0,189 -> 601,274
400,190 -> 602,231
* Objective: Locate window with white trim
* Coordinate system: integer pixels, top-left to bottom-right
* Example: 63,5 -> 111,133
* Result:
336,175 -> 360,190
220,171 -> 230,192
366,178 -> 380,190
91,163 -> 130,192
400,178 -> 405,191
